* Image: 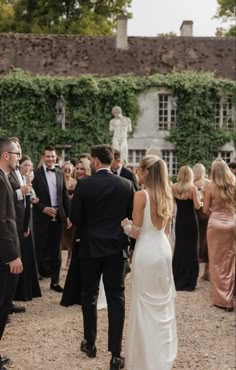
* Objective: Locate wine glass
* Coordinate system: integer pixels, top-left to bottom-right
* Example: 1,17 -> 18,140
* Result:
51,207 -> 58,222
26,173 -> 33,185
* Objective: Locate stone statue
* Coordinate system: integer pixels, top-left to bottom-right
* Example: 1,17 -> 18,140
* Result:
109,106 -> 132,163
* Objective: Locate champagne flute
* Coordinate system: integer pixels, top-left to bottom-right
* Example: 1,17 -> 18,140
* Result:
25,172 -> 33,195
51,207 -> 58,222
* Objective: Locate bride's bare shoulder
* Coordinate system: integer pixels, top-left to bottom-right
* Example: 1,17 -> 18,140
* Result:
134,189 -> 147,204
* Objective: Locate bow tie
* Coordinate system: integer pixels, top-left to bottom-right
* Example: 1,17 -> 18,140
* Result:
46,167 -> 56,172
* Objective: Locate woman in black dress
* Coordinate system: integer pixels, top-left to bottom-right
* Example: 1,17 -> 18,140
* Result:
60,157 -> 91,307
14,155 -> 41,301
172,166 -> 201,291
193,163 -> 210,280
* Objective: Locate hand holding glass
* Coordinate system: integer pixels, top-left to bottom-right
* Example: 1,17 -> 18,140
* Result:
51,207 -> 58,222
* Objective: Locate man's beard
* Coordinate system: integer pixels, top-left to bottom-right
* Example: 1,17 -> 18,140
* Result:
8,163 -> 16,171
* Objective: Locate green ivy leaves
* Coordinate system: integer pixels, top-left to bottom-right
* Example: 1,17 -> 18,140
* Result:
0,69 -> 235,167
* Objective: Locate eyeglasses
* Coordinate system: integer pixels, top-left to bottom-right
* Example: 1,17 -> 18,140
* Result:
7,152 -> 21,157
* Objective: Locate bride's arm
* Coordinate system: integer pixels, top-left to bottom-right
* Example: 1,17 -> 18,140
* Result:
121,190 -> 146,239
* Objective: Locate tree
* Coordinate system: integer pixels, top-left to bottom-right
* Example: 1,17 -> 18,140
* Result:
216,0 -> 236,36
157,32 -> 177,37
0,0 -> 15,32
0,0 -> 132,34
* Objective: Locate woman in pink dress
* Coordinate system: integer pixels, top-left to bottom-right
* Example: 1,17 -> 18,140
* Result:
203,159 -> 235,311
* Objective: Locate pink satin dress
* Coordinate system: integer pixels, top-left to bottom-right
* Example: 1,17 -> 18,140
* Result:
207,198 -> 235,309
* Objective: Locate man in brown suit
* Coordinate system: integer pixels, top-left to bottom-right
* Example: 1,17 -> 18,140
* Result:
0,138 -> 23,369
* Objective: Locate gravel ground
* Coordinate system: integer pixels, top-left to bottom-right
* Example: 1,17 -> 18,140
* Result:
2,252 -> 235,370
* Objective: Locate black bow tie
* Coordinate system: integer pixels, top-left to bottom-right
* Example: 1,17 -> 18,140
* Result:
46,167 -> 56,172
112,170 -> 118,175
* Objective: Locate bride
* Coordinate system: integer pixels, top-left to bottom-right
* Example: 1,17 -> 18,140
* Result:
122,155 -> 177,370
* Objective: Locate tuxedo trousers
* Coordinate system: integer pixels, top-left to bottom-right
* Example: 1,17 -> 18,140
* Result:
34,220 -> 62,284
80,252 -> 125,353
0,266 -> 19,339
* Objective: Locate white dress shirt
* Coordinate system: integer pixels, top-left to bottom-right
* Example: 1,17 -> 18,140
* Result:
43,164 -> 58,207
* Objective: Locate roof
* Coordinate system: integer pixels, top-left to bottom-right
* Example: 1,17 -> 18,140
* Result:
0,33 -> 235,79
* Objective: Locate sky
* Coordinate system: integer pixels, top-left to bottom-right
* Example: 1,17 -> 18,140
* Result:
128,0 -> 230,37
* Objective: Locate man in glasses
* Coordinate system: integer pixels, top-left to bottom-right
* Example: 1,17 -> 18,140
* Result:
0,137 -> 23,370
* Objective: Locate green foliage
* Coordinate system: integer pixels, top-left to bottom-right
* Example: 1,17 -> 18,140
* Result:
0,0 -> 132,34
216,0 -> 236,36
217,0 -> 235,17
157,32 -> 177,37
0,70 -> 235,167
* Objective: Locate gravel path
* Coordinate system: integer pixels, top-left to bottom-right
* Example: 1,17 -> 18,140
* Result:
2,253 -> 235,370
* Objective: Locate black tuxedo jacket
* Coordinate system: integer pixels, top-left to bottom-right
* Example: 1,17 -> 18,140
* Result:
120,166 -> 140,191
70,169 -> 134,258
0,169 -> 20,266
8,170 -> 25,238
32,166 -> 70,224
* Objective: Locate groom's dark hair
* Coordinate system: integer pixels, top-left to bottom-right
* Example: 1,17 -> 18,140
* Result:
91,144 -> 114,165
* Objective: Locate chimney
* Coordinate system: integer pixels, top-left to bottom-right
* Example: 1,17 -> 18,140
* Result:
116,15 -> 128,49
180,20 -> 193,37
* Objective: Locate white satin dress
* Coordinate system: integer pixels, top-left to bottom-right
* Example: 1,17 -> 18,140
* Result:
126,190 -> 177,370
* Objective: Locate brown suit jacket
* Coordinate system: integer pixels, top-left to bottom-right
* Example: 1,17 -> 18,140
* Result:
0,169 -> 20,266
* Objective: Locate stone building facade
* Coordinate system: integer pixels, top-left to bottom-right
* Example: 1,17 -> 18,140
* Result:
0,18 -> 235,170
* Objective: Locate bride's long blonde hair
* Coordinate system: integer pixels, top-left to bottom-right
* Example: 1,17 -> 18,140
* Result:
139,155 -> 173,220
211,159 -> 236,207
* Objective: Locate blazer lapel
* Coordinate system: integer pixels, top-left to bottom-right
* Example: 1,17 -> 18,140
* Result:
39,166 -> 50,194
9,170 -> 21,187
55,169 -> 61,202
0,169 -> 13,195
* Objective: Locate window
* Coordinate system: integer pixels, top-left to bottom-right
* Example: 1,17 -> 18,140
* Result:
55,98 -> 71,128
214,97 -> 235,131
216,151 -> 233,164
161,150 -> 178,177
157,94 -> 177,130
128,150 -> 146,165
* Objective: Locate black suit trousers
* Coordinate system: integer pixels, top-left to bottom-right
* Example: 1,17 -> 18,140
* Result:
0,266 -> 19,339
80,252 -> 125,353
34,220 -> 62,284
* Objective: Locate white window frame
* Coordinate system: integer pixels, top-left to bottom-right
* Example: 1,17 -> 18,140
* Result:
157,94 -> 177,130
161,150 -> 178,177
128,150 -> 146,166
214,97 -> 236,131
216,151 -> 233,164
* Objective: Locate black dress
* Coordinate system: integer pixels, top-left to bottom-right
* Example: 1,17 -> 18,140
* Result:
14,195 -> 41,301
60,243 -> 82,307
172,199 -> 199,291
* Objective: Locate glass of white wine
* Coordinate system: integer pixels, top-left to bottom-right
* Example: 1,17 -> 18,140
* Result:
51,207 -> 58,222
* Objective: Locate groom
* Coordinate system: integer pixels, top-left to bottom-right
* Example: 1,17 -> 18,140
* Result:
70,144 -> 133,370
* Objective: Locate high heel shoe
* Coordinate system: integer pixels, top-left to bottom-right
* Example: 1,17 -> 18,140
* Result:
213,304 -> 234,312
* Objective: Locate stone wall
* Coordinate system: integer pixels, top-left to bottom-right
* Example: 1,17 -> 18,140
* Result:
0,33 -> 235,79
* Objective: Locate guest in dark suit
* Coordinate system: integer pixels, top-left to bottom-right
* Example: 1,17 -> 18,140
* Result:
32,145 -> 71,293
0,138 -> 23,369
8,138 -> 32,312
70,144 -> 133,370
111,149 -> 140,191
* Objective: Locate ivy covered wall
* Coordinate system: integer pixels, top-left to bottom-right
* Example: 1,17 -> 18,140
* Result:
0,70 -> 235,167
